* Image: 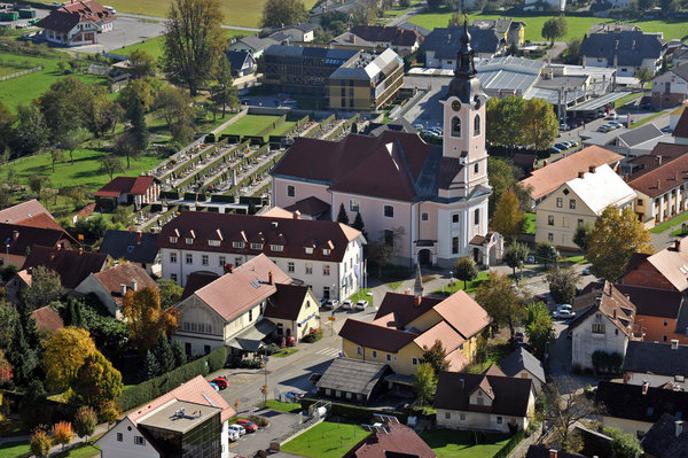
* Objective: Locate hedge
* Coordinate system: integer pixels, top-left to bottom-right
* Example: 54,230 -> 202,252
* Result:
493,430 -> 525,458
118,346 -> 227,411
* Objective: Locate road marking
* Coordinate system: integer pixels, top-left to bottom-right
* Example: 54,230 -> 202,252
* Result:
316,347 -> 340,357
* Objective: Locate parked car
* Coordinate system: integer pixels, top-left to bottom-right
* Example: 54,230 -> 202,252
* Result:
355,300 -> 368,311
548,146 -> 562,155
285,391 -> 304,402
208,382 -> 219,391
341,300 -> 353,311
582,266 -> 593,276
321,299 -> 338,310
598,124 -> 612,133
557,304 -> 573,311
229,424 -> 246,436
608,121 -> 624,129
228,429 -> 240,442
553,309 -> 576,320
554,142 -> 569,151
211,376 -> 229,390
236,419 -> 258,433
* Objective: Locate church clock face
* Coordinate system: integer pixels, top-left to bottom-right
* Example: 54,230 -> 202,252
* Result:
451,100 -> 461,112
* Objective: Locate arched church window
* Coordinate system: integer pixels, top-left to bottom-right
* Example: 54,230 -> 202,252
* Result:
474,114 -> 481,136
451,117 -> 461,137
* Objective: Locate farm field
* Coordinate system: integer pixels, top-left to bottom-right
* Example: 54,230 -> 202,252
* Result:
115,28 -> 248,60
0,51 -> 107,111
408,10 -> 688,42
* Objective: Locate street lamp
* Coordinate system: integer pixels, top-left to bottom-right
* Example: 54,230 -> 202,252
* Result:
262,355 -> 270,405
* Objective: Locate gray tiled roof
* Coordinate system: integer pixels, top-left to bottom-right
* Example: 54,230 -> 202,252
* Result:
642,413 -> 688,458
623,341 -> 688,376
618,123 -> 664,147
315,357 -> 389,396
423,26 -> 502,59
580,30 -> 663,67
499,347 -> 546,384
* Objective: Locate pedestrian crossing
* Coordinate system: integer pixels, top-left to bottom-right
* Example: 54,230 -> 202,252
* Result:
316,347 -> 341,358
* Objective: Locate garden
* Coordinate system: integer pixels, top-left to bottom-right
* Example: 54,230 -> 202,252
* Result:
420,429 -> 514,458
281,421 -> 370,458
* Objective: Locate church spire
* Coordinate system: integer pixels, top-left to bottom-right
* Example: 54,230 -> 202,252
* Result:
413,262 -> 424,297
447,0 -> 481,102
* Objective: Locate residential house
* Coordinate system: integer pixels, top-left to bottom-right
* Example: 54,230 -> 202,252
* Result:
158,211 -> 365,301
266,23 -> 316,43
327,48 -> 404,111
423,25 -> 507,68
621,237 -> 688,294
96,375 -> 235,458
596,380 -> 688,435
569,281 -> 636,371
95,176 -> 160,212
262,283 -> 320,341
31,305 -> 64,334
616,123 -> 666,156
652,62 -> 688,108
623,340 -> 688,390
496,347 -> 546,393
525,446 -> 584,458
273,26 -> 500,267
228,35 -> 279,60
344,419 -> 436,458
580,25 -> 664,77
21,246 -> 108,290
341,25 -> 421,55
339,290 -> 492,376
74,262 -> 158,317
172,254 -> 317,357
226,50 -> 256,78
330,32 -> 376,53
472,18 -> 525,48
641,413 -> 688,458
627,148 -> 688,228
519,145 -> 624,204
283,198 -> 331,220
37,0 -> 115,47
98,230 -> 160,275
434,371 -> 535,433
0,223 -> 75,268
315,357 -> 391,404
0,199 -> 60,229
534,164 -> 636,250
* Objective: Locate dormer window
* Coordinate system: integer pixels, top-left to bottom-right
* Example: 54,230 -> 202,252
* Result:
250,242 -> 264,250
451,117 -> 461,137
185,238 -> 194,245
270,244 -> 284,252
169,236 -> 178,243
305,247 -> 314,254
208,240 -> 221,247
323,249 -> 331,255
232,241 -> 245,249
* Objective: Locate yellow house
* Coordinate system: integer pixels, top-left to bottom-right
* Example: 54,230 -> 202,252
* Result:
263,284 -> 320,341
339,291 -> 491,376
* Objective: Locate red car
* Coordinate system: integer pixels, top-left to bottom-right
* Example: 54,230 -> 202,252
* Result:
235,418 -> 258,433
211,376 -> 229,390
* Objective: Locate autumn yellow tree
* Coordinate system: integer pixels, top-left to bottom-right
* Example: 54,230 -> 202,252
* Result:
73,352 -> 124,408
52,421 -> 74,449
491,189 -> 523,241
42,327 -> 97,391
122,287 -> 178,353
588,206 -> 653,281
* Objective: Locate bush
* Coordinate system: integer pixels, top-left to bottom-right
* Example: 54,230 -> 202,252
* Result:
300,397 -> 407,424
248,415 -> 269,427
264,343 -> 280,356
301,328 -> 323,343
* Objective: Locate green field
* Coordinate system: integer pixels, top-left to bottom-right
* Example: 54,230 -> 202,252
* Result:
0,440 -> 30,458
263,399 -> 302,413
115,28 -> 248,60
0,51 -> 107,111
281,421 -> 370,458
222,114 -> 284,137
408,10 -> 688,42
271,120 -> 298,136
420,430 -> 512,458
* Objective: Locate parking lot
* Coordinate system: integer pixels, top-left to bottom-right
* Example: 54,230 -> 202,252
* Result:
69,14 -> 165,53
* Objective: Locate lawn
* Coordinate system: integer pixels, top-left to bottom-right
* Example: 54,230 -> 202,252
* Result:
464,341 -> 511,374
0,51 -> 107,111
2,148 -> 162,191
614,92 -> 644,109
522,211 -> 536,235
408,10 -> 687,42
52,444 -> 101,458
420,430 -> 512,458
281,421 -> 370,458
272,347 -> 299,358
651,210 -> 688,234
348,288 -> 372,306
437,270 -> 489,295
630,110 -> 668,128
271,120 -> 298,136
264,399 -> 302,413
0,441 -> 30,458
222,114 -> 284,137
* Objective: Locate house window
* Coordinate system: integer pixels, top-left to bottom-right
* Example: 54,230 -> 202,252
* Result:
270,244 -> 284,252
204,345 -> 211,354
288,262 -> 295,273
452,214 -> 459,224
116,433 -> 123,442
249,309 -> 253,321
474,162 -> 479,174
232,241 -> 245,249
185,238 -> 194,245
384,205 -> 394,218
185,254 -> 193,264
201,255 -> 208,266
323,286 -> 330,298
548,215 -> 554,226
548,233 -> 553,242
350,200 -> 360,212
496,416 -> 503,425
556,197 -> 563,208
287,185 -> 295,197
577,219 -> 584,227
460,413 -> 466,421
250,242 -> 263,250
421,212 -> 429,221
412,358 -> 418,365
357,346 -> 362,355
169,236 -> 178,244
305,247 -> 314,254
235,257 -> 242,266
637,199 -> 643,206
569,199 -> 577,209
474,208 -> 480,225
451,117 -> 461,137
474,114 -> 481,136
386,354 -> 391,361
592,323 -> 606,334
323,265 -> 330,276
170,252 -> 177,263
208,240 -> 221,247
372,350 -> 377,358
134,436 -> 145,446
305,264 -> 313,275
445,412 -> 451,419
170,273 -> 177,282
452,237 -> 459,254
219,256 -> 226,267
323,249 -> 331,255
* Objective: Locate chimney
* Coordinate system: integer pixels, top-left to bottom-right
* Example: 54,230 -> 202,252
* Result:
268,271 -> 273,285
136,231 -> 142,244
642,381 -> 650,395
676,420 -> 684,438
613,308 -> 617,319
79,247 -> 84,255
589,165 -> 596,173
672,339 -> 679,350
414,295 -> 422,307
656,155 -> 662,166
121,284 -> 127,296
131,280 -> 138,292
12,230 -> 19,241
271,221 -> 279,228
674,239 -> 681,251
578,171 -> 585,178
549,450 -> 558,458
293,210 -> 301,220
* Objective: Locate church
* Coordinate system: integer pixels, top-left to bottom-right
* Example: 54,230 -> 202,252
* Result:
270,22 -> 502,268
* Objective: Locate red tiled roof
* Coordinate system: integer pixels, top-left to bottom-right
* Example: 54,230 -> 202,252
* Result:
92,262 -> 158,305
374,293 -> 442,328
31,305 -> 64,333
345,423 -> 435,458
14,213 -> 64,231
38,0 -> 115,33
23,246 -> 107,289
95,176 -> 156,198
570,281 -> 636,336
0,200 -> 55,225
339,318 -> 417,353
0,223 -> 73,257
673,108 -> 688,139
263,284 -> 310,321
628,153 -> 688,198
626,143 -> 688,180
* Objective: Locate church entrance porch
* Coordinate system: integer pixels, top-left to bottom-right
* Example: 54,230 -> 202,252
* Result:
414,241 -> 437,266
468,232 -> 504,268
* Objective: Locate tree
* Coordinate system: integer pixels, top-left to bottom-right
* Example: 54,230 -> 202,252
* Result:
172,340 -> 187,367
636,67 -> 653,88
414,362 -> 437,406
128,49 -> 156,79
42,327 -> 97,391
210,57 -> 239,117
154,86 -> 195,144
547,267 -> 578,305
0,301 -> 19,349
158,279 -> 184,309
420,340 -> 449,376
454,256 -> 478,290
39,77 -> 90,138
543,384 -> 596,452
49,147 -> 65,172
504,242 -> 529,282
486,95 -> 526,149
142,350 -> 161,379
99,400 -> 121,429
447,12 -> 467,27
588,206 -> 652,281
57,127 -> 90,164
475,272 -> 523,337
573,223 -> 593,252
261,0 -> 307,27
351,211 -> 366,235
100,155 -> 124,180
73,351 -> 124,408
114,130 -> 143,170
28,175 -> 46,196
0,101 -> 14,154
0,349 -> 13,386
525,301 -> 554,358
118,78 -> 157,116
605,427 -> 643,458
129,98 -> 149,155
164,0 -> 225,95
122,288 -> 179,353
52,421 -> 74,450
487,157 -> 517,215
21,266 -> 63,310
536,242 -> 559,269
83,86 -> 119,137
153,335 -> 176,373
336,203 -> 350,225
563,38 -> 582,64
491,189 -> 523,240
30,429 -> 52,458
542,17 -> 567,45
521,97 -> 559,150
7,320 -> 39,386
73,406 -> 97,440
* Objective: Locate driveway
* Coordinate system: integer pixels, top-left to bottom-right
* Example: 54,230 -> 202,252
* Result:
228,409 -> 303,457
70,15 -> 165,53
548,321 -> 596,395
